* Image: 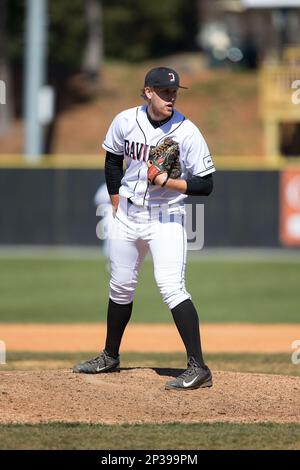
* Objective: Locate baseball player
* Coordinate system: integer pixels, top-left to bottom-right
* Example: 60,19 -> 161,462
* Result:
73,67 -> 216,390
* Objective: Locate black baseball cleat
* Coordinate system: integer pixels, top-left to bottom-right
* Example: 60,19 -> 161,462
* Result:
72,350 -> 120,374
165,357 -> 212,390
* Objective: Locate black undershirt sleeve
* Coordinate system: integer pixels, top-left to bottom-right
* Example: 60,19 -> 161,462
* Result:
105,150 -> 213,197
185,174 -> 213,196
104,151 -> 124,195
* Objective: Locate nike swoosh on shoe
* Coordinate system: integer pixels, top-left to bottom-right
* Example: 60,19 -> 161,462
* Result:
182,375 -> 200,387
96,366 -> 108,372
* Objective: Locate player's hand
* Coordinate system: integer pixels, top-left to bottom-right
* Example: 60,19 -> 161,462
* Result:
153,172 -> 169,186
146,161 -> 168,186
110,194 -> 119,218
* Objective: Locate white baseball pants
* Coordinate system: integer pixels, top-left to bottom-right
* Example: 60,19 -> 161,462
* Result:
108,196 -> 191,310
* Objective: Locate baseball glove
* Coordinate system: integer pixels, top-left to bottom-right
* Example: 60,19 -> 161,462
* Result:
147,138 -> 181,185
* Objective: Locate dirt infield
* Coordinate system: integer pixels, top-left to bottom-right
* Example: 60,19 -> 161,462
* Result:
0,368 -> 299,425
1,323 -> 299,353
1,323 -> 299,426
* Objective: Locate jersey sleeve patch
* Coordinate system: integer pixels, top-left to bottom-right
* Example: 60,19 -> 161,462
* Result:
203,155 -> 214,170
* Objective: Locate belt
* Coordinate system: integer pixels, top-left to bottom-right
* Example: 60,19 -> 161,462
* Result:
127,197 -> 146,207
127,197 -> 181,209
127,197 -> 148,208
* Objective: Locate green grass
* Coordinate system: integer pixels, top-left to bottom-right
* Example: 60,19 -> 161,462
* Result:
2,352 -> 300,377
0,254 -> 300,323
0,422 -> 299,450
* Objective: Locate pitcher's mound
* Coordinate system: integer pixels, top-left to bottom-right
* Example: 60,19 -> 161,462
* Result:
1,368 -> 299,425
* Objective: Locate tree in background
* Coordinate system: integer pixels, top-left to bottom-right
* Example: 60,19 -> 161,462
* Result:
82,0 -> 103,88
2,0 -> 198,150
102,0 -> 198,61
6,0 -> 198,88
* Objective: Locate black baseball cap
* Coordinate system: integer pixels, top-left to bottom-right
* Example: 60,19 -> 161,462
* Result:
144,67 -> 188,89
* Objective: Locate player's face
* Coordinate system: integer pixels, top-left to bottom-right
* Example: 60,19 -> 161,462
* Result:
146,87 -> 178,120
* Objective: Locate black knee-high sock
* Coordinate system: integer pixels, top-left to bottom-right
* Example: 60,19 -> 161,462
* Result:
171,299 -> 205,367
105,299 -> 133,358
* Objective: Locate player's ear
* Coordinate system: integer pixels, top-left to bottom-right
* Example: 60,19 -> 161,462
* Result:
144,87 -> 153,100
